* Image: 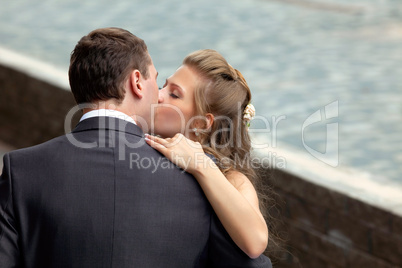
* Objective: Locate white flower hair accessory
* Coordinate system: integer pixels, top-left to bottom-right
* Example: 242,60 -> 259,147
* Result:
243,103 -> 255,128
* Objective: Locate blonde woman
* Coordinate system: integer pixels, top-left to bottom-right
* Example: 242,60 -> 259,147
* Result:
146,49 -> 269,258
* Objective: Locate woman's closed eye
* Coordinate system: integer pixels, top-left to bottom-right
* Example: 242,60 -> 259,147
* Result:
169,93 -> 180,99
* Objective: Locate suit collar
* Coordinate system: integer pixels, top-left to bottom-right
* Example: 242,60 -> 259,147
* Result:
72,116 -> 144,138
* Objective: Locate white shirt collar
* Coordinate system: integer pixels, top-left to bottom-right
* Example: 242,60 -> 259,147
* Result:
79,109 -> 137,125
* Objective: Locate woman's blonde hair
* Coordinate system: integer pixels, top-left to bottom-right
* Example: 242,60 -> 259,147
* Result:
183,49 -> 254,180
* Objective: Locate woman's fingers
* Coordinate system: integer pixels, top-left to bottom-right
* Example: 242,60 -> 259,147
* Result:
144,135 -> 168,155
144,133 -> 206,173
145,133 -> 201,154
145,134 -> 169,146
145,134 -> 186,148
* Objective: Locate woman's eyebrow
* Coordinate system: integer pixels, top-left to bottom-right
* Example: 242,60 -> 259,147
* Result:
167,78 -> 185,93
171,83 -> 185,94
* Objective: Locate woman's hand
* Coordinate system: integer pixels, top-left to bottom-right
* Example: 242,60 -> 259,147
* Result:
145,133 -> 214,174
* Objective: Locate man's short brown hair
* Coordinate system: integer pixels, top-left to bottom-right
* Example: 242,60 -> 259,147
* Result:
69,27 -> 151,104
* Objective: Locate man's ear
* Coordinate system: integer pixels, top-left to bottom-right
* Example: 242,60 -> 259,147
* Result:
129,70 -> 143,99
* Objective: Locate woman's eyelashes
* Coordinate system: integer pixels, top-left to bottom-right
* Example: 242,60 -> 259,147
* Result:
162,80 -> 181,99
169,92 -> 180,99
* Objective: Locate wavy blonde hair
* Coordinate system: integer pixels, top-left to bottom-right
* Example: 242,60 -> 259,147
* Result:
183,49 -> 254,180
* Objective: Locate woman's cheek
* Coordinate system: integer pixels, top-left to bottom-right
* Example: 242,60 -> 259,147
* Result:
159,107 -> 184,123
154,106 -> 187,136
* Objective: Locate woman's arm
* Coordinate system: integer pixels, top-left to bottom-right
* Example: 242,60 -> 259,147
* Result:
145,133 -> 268,258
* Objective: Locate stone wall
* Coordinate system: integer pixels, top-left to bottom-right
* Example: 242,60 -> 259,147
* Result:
1,51 -> 401,267
262,168 -> 402,267
0,61 -> 77,148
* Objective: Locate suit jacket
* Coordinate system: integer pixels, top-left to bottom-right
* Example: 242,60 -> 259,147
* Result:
0,116 -> 271,267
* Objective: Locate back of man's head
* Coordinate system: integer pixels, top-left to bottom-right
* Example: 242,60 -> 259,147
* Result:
69,27 -> 151,105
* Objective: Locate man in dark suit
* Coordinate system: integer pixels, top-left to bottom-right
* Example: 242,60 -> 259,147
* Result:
0,27 -> 271,267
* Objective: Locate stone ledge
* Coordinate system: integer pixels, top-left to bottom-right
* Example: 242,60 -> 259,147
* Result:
0,47 -> 69,90
253,141 -> 402,218
0,47 -> 78,149
261,167 -> 402,267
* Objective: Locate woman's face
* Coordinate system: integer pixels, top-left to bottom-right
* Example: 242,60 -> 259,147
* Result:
153,65 -> 198,138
